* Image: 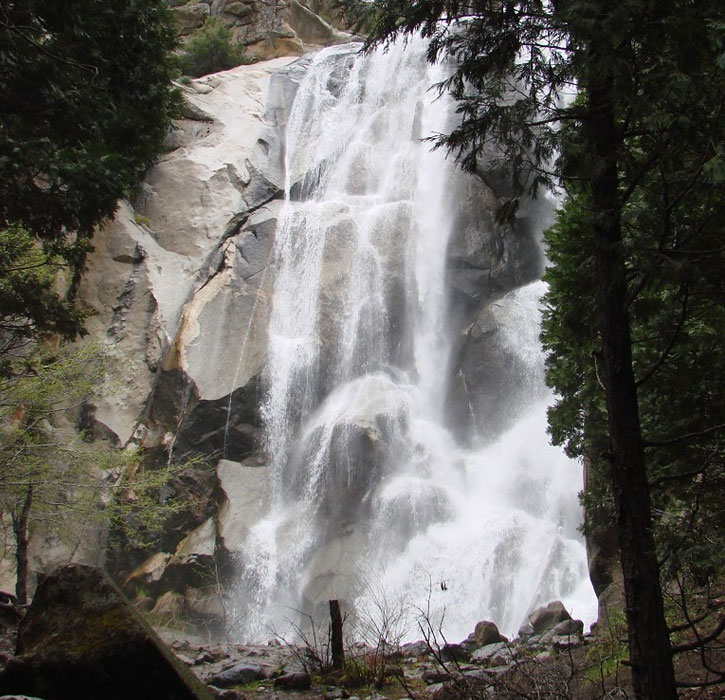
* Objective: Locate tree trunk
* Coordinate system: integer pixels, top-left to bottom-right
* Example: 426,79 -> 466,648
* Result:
13,485 -> 33,605
586,34 -> 677,700
329,599 -> 345,670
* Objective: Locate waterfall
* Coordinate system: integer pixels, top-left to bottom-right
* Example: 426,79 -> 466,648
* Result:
229,40 -> 597,643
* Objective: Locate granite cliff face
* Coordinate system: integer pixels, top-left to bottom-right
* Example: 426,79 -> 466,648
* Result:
168,0 -> 352,60
37,42 -> 596,639
80,57 -> 295,454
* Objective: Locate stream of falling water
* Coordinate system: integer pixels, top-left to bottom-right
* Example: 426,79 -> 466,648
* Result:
229,40 -> 597,643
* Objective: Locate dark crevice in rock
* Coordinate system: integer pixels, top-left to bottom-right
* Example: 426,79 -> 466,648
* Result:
173,379 -> 264,464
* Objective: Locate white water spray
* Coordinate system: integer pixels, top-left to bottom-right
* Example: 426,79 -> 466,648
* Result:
229,40 -> 596,642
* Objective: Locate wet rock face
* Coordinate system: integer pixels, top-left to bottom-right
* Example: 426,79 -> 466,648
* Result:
445,282 -> 551,444
216,460 -> 270,554
442,186 -> 551,447
145,368 -> 263,463
126,48 -> 540,464
0,564 -> 214,700
445,177 -> 545,322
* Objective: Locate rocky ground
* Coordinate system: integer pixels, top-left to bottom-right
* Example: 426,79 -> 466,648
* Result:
0,567 -> 720,699
156,602 -> 630,700
0,579 -> 619,700
158,619 -> 725,700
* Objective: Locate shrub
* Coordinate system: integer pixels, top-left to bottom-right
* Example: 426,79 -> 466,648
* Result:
177,16 -> 248,78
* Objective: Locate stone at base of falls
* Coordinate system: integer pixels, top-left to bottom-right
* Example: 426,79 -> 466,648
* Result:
208,689 -> 243,700
440,643 -> 470,662
527,600 -> 572,635
470,641 -> 508,665
473,620 -> 503,648
207,662 -> 266,687
551,618 -> 584,637
273,672 -> 311,690
401,640 -> 430,658
422,669 -> 450,685
0,564 -> 214,700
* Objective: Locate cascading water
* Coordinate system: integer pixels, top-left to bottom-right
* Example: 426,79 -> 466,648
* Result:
229,39 -> 597,642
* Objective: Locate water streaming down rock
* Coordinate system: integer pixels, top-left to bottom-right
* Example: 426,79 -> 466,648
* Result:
229,40 -> 597,642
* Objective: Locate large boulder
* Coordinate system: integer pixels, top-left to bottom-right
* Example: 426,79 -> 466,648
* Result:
216,460 -> 271,556
528,600 -> 572,635
207,662 -> 265,687
473,620 -> 503,648
274,672 -> 311,690
0,564 -> 214,700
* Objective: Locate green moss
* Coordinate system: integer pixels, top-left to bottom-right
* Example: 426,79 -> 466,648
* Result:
241,679 -> 271,691
65,606 -> 138,657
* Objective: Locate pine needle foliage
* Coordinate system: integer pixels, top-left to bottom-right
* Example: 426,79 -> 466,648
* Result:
0,0 -> 179,349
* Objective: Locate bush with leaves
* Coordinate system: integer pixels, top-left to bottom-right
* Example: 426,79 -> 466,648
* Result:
176,16 -> 248,78
0,344 -> 116,602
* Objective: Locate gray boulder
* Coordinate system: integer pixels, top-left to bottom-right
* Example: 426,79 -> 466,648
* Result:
274,672 -> 311,690
401,640 -> 430,658
422,669 -> 449,684
207,662 -> 265,687
471,642 -> 506,664
517,619 -> 535,639
528,600 -> 572,634
473,620 -> 503,648
208,689 -> 244,700
440,643 -> 470,662
552,618 -> 584,637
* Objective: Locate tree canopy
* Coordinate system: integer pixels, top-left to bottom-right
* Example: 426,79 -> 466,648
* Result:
0,0 -> 178,355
